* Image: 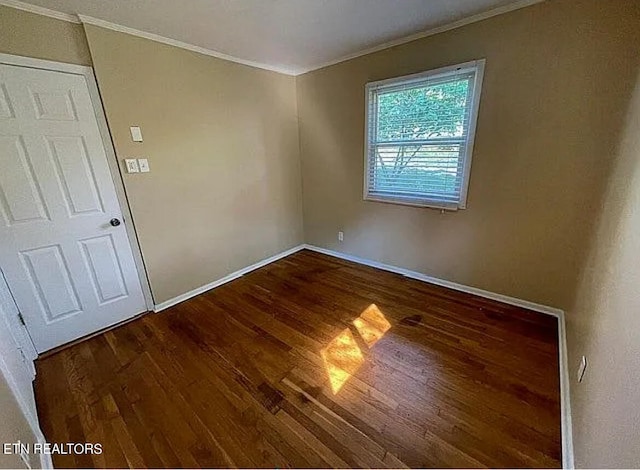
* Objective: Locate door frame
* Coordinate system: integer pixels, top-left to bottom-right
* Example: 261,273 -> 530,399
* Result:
0,52 -> 155,327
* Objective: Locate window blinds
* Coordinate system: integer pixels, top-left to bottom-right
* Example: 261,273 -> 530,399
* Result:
364,60 -> 484,209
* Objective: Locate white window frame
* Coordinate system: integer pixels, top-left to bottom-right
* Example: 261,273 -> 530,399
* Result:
363,59 -> 485,210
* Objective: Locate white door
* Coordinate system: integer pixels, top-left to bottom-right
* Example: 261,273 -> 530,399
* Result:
0,62 -> 147,353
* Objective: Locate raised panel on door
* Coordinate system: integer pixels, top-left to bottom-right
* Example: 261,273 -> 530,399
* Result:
19,244 -> 83,323
0,135 -> 49,225
46,136 -> 105,216
28,86 -> 78,121
79,234 -> 129,305
0,83 -> 15,119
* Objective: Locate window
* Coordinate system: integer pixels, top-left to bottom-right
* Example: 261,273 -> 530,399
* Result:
364,60 -> 485,210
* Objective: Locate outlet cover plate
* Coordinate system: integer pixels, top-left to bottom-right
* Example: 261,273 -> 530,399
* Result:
124,158 -> 139,173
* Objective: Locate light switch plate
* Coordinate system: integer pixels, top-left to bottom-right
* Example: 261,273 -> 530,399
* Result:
138,158 -> 150,173
130,126 -> 143,142
124,158 -> 139,173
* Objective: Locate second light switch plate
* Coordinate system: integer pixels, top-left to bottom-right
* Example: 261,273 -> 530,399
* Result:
138,158 -> 150,173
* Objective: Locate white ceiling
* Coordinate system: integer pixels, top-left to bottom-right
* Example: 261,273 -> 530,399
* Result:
6,0 -> 540,74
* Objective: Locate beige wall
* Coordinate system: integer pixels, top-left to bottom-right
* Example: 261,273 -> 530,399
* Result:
83,25 -> 303,303
296,0 -> 640,309
566,69 -> 640,468
0,372 -> 37,469
0,5 -> 91,65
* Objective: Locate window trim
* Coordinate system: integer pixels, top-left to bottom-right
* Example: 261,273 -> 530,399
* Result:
363,59 -> 485,210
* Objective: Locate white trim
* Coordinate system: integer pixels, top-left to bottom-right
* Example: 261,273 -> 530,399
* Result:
558,310 -> 575,469
303,243 -> 573,468
0,353 -> 49,468
0,0 -> 80,23
365,60 -> 479,89
299,0 -> 545,74
1,0 -> 545,76
0,52 -> 88,74
77,15 -> 298,76
40,449 -> 54,469
0,269 -> 37,368
458,59 -> 484,208
0,53 -> 155,310
303,244 -> 562,316
82,64 -> 156,312
153,244 -> 306,312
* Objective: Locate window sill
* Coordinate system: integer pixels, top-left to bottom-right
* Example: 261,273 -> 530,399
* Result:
364,194 -> 462,211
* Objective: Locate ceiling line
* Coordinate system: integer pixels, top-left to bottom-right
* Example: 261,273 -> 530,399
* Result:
298,0 -> 545,75
1,0 -> 546,76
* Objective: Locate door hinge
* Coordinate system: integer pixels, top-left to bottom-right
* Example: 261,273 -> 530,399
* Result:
17,312 -> 26,326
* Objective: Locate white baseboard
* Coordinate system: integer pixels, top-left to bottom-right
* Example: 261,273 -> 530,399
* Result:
304,244 -> 563,316
302,243 -> 574,469
153,244 -> 306,312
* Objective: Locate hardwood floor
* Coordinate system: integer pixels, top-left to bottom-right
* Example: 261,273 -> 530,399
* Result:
34,249 -> 561,468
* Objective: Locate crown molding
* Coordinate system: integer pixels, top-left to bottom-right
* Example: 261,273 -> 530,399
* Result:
0,0 -> 80,23
296,0 -> 545,75
77,15 -> 299,75
2,0 -> 546,76
0,0 -> 297,74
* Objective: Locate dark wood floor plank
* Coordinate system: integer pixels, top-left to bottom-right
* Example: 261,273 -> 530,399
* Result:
35,249 -> 561,468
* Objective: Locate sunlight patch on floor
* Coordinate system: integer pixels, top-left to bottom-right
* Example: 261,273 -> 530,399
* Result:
321,328 -> 364,394
353,303 -> 391,347
321,304 -> 390,394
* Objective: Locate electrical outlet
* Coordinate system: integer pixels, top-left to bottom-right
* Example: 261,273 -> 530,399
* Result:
338,231 -> 344,242
124,158 -> 139,173
577,355 -> 587,383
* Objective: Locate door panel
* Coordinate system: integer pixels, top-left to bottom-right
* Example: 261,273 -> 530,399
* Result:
0,83 -> 15,118
46,136 -> 104,216
79,234 -> 129,305
29,87 -> 78,121
0,62 -> 146,352
0,135 -> 49,224
20,244 -> 82,322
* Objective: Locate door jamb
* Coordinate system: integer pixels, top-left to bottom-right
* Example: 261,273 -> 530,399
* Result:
0,52 -> 155,313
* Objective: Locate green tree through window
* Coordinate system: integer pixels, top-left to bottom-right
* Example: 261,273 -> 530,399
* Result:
365,61 -> 483,209
374,78 -> 470,197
